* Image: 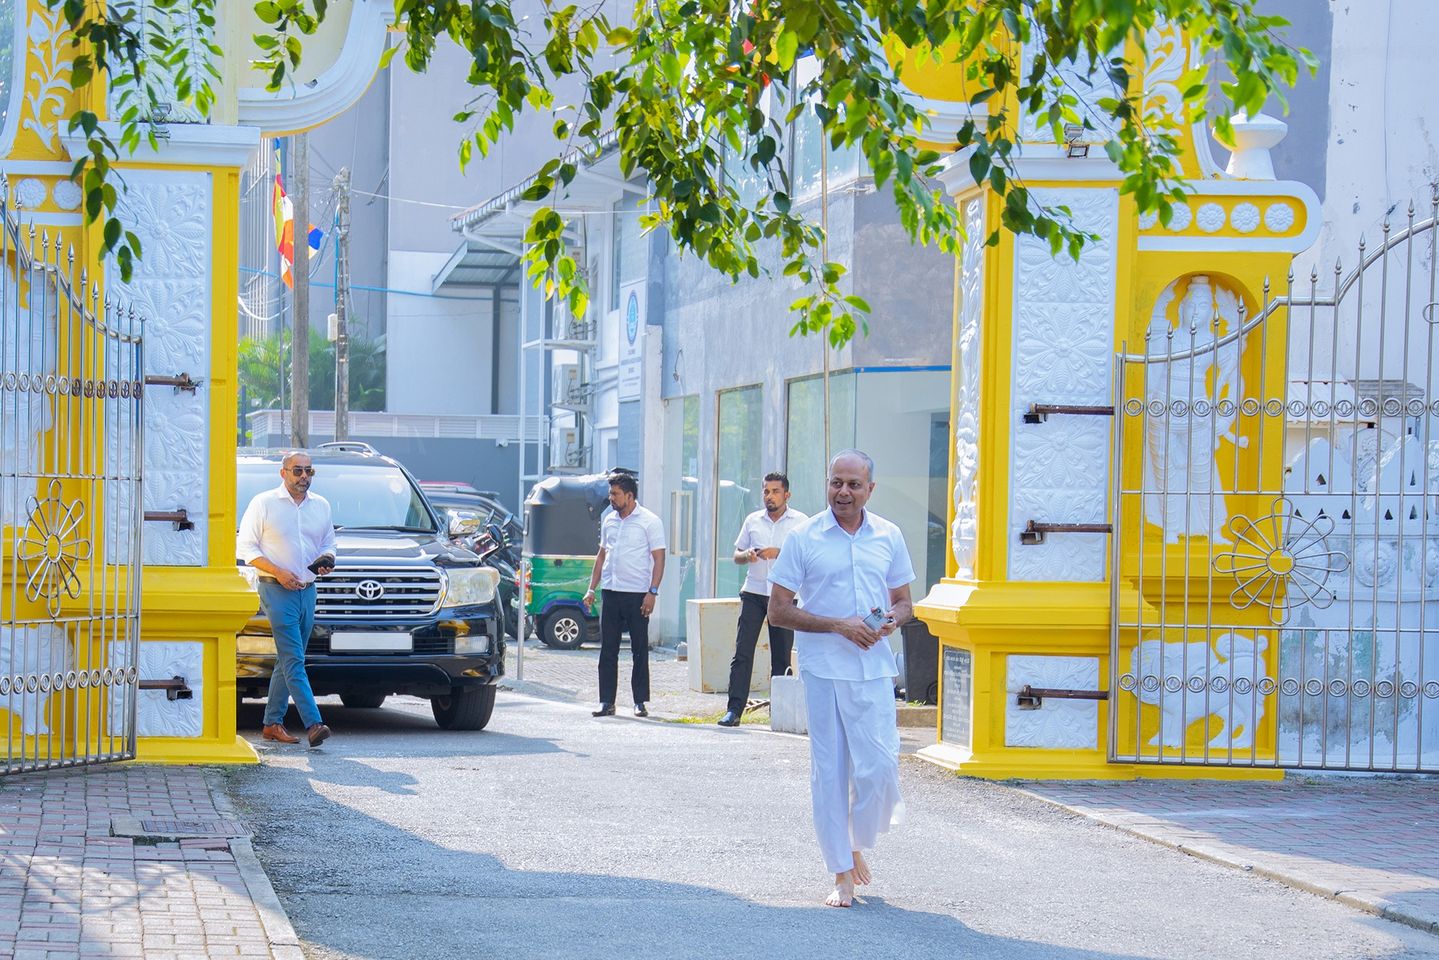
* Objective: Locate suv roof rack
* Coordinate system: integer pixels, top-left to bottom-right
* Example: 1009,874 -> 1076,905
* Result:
318,441 -> 378,455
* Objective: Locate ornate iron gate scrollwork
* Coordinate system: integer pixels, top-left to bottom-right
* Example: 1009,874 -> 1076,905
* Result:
1111,189 -> 1439,773
0,179 -> 144,775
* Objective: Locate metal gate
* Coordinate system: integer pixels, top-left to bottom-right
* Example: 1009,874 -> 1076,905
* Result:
1,179 -> 144,774
1111,189 -> 1439,773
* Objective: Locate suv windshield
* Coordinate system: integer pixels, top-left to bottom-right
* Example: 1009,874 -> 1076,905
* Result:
237,461 -> 437,532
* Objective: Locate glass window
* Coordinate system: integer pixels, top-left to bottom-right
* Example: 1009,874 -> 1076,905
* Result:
610,195 -> 647,311
784,372 -> 855,517
714,386 -> 764,597
784,369 -> 949,595
853,369 -> 950,597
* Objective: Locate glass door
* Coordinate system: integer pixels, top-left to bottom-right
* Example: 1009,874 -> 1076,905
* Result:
657,396 -> 699,641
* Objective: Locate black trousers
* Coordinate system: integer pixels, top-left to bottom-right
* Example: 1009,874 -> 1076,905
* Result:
726,590 -> 795,713
599,589 -> 651,705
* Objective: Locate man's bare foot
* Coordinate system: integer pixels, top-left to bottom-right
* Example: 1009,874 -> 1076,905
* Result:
824,872 -> 855,908
851,851 -> 871,886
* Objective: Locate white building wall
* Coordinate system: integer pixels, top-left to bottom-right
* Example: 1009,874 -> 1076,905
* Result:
386,251 -> 493,415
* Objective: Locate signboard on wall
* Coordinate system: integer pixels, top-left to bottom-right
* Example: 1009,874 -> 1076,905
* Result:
618,279 -> 645,400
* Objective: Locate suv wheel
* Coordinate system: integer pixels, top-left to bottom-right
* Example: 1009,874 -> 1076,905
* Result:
541,608 -> 586,649
341,692 -> 387,709
431,685 -> 496,730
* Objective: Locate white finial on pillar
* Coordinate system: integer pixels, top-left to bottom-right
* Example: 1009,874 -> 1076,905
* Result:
1223,112 -> 1288,180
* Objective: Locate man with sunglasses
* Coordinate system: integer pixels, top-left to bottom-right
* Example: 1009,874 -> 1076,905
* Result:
237,451 -> 337,747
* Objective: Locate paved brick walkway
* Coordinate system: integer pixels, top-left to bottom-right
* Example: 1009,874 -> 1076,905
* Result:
0,765 -> 300,960
1027,777 -> 1439,935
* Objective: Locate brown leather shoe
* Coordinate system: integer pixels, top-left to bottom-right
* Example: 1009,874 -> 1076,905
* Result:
261,723 -> 299,744
306,723 -> 332,747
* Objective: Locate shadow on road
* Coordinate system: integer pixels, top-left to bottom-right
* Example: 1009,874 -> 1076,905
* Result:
224,700 -> 1164,960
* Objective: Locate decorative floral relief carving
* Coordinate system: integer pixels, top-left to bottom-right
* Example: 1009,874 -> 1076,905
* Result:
52,181 -> 81,210
0,624 -> 71,736
1230,202 -> 1261,233
1264,202 -> 1295,233
110,171 -> 212,567
22,5 -> 72,152
1017,41 -> 1113,143
1005,655 -> 1099,748
952,198 -> 985,578
1168,203 -> 1192,231
14,178 -> 45,209
1140,21 -> 1187,134
1138,210 -> 1159,231
1196,202 -> 1227,233
107,641 -> 203,738
1008,188 -> 1118,582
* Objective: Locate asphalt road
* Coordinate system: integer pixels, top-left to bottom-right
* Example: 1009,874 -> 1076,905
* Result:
222,693 -> 1439,960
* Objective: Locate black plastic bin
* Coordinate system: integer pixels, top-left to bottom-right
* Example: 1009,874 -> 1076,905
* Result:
900,618 -> 939,705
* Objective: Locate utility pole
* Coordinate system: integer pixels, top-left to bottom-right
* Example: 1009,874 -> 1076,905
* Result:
333,167 -> 351,441
290,132 -> 311,447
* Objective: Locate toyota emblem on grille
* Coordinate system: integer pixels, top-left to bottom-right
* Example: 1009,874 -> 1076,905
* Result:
354,579 -> 385,601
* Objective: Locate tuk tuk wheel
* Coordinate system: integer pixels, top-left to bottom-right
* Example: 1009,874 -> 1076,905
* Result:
541,607 -> 587,649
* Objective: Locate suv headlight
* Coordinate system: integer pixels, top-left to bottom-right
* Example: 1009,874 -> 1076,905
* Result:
443,567 -> 499,607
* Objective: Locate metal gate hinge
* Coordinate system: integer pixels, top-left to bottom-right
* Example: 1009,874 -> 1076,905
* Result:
144,373 -> 201,393
143,509 -> 194,531
1016,685 -> 1110,710
1020,521 -> 1113,545
138,676 -> 193,701
1023,403 -> 1115,424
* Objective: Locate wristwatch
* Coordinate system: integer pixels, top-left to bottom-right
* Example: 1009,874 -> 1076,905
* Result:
647,586 -> 659,596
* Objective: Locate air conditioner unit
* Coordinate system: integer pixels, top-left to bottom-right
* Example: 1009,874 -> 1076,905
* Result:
564,312 -> 596,343
552,363 -> 586,406
555,427 -> 585,467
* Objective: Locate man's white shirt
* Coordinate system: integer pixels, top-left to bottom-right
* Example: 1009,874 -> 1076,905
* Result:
599,505 -> 666,592
236,485 -> 338,585
767,508 -> 915,681
733,506 -> 808,596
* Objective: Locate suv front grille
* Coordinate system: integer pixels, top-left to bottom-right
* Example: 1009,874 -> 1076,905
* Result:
316,565 -> 443,621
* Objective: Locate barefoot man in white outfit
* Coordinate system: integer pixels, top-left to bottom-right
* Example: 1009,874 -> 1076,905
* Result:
767,449 -> 914,908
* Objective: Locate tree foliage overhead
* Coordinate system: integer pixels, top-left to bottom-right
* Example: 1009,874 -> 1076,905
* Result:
57,0 -> 1312,343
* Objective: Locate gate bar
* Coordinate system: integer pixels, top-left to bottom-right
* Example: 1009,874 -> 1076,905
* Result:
1023,403 -> 1115,423
1020,520 -> 1113,545
1016,685 -> 1110,710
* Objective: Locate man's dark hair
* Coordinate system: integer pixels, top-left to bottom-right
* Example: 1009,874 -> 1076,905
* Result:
764,472 -> 790,491
609,473 -> 638,497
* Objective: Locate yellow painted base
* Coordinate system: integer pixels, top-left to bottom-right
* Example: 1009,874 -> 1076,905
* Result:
917,742 -> 1285,782
134,735 -> 258,765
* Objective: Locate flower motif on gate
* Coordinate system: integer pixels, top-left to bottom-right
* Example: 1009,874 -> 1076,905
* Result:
16,481 -> 93,617
1213,497 -> 1348,625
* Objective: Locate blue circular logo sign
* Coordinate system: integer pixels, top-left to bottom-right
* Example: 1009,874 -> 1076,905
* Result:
625,291 -> 639,346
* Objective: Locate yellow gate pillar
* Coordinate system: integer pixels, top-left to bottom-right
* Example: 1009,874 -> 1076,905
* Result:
906,24 -> 1321,779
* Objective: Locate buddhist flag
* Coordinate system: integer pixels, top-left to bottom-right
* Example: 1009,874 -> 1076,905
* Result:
272,152 -> 323,288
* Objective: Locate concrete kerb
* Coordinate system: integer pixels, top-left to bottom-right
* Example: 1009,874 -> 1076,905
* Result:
205,768 -> 308,960
1014,786 -> 1439,938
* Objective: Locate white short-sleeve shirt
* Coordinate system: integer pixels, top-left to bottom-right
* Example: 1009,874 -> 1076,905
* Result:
767,508 -> 915,681
733,506 -> 808,596
236,485 -> 338,585
599,504 -> 667,593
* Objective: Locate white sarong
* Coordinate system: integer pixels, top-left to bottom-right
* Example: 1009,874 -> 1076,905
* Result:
802,670 -> 905,874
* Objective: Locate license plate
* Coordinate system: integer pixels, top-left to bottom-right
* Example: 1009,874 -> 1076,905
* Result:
330,632 -> 412,653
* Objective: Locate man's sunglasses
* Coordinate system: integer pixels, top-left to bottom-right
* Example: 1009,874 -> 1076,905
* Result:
287,467 -> 316,477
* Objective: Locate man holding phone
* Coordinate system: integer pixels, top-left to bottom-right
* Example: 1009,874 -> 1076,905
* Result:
720,472 -> 807,727
237,451 -> 337,747
768,449 -> 914,909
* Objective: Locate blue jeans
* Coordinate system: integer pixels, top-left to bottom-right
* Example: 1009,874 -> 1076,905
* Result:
257,581 -> 322,728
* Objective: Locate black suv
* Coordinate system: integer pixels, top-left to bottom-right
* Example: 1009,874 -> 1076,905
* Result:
235,443 -> 505,730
